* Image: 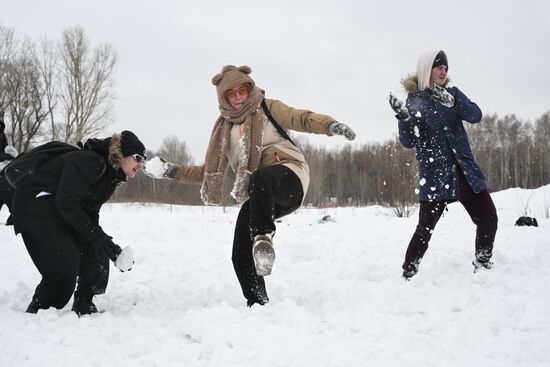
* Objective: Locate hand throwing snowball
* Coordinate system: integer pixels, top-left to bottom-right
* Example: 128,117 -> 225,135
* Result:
144,156 -> 178,179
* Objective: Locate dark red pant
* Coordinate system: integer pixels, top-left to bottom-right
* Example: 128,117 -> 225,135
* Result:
403,170 -> 498,269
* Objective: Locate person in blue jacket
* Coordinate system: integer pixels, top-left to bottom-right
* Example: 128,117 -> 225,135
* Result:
388,50 -> 498,279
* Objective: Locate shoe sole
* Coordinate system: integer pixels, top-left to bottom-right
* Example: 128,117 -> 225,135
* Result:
253,241 -> 275,276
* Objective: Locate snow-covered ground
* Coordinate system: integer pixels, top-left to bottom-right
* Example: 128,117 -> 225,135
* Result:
1,186 -> 549,367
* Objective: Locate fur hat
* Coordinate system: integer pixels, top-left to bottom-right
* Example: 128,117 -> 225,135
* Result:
212,65 -> 255,97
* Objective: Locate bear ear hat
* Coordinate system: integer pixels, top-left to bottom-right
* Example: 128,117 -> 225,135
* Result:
211,65 -> 252,85
211,73 -> 223,86
237,65 -> 251,74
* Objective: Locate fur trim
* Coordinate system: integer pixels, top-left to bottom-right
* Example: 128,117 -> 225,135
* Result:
401,74 -> 450,94
109,133 -> 124,168
401,74 -> 419,93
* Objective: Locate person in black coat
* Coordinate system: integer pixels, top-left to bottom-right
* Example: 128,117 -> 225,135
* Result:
11,130 -> 147,315
0,119 -> 18,224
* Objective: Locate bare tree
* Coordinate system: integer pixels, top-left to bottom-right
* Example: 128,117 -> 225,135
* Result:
156,135 -> 194,164
58,26 -> 116,144
38,36 -> 59,140
0,24 -> 16,130
4,38 -> 49,151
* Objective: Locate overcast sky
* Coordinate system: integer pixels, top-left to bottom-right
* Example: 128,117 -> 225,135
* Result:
3,0 -> 549,161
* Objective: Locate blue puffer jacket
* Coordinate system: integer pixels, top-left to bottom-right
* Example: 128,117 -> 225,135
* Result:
397,76 -> 486,201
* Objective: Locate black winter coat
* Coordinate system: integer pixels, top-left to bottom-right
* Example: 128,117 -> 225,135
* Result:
11,138 -> 126,245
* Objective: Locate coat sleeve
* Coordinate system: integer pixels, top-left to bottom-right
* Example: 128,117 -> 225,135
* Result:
54,152 -> 108,244
398,96 -> 419,148
398,119 -> 417,148
450,86 -> 482,123
174,164 -> 205,184
266,99 -> 335,135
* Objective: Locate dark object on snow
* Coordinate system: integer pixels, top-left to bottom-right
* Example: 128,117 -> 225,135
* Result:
318,215 -> 336,224
515,216 -> 538,227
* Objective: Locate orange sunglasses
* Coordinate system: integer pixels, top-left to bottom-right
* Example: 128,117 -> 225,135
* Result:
225,86 -> 249,99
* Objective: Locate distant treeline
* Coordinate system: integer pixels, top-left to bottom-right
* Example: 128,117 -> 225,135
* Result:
112,112 -> 550,210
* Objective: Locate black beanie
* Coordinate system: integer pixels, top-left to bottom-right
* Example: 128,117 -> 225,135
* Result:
120,130 -> 147,158
432,51 -> 448,70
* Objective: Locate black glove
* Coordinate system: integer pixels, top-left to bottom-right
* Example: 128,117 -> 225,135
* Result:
92,236 -> 122,261
430,84 -> 455,107
328,122 -> 356,140
388,93 -> 410,120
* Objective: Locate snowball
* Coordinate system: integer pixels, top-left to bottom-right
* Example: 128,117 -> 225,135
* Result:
419,178 -> 426,186
144,156 -> 169,178
115,246 -> 135,272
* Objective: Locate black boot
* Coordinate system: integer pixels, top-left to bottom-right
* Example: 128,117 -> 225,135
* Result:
25,297 -> 46,314
473,249 -> 494,272
71,293 -> 98,317
247,295 -> 269,307
402,258 -> 422,279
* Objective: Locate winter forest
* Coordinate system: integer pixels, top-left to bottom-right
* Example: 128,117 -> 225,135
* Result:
1,25 -> 549,214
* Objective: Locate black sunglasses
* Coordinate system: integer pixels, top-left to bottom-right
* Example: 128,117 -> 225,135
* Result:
131,154 -> 146,164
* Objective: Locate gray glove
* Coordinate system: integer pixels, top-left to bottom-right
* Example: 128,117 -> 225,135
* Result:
431,84 -> 455,107
388,93 -> 410,120
328,122 -> 356,141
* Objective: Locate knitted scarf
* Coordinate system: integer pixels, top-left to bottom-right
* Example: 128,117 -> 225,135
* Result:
200,86 -> 266,205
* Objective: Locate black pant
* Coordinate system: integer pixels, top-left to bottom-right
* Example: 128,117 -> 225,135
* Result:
403,169 -> 498,268
21,221 -> 109,310
232,165 -> 304,304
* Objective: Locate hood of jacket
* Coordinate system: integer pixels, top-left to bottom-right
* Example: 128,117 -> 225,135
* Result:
82,133 -> 125,169
402,50 -> 450,94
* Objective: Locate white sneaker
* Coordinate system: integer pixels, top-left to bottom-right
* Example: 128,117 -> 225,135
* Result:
252,235 -> 275,276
